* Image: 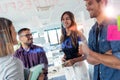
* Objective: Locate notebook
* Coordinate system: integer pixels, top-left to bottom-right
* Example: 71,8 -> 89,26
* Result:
27,64 -> 44,80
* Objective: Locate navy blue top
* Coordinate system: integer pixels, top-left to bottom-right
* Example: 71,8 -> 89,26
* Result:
88,19 -> 120,80
61,36 -> 81,60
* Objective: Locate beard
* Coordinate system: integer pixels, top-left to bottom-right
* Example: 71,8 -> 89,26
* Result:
26,42 -> 32,46
26,39 -> 33,46
90,11 -> 100,18
89,7 -> 101,18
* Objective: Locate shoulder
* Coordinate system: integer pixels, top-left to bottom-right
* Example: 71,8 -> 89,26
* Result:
33,44 -> 43,49
15,46 -> 23,53
6,56 -> 24,69
90,22 -> 97,31
12,57 -> 23,66
89,22 -> 97,37
77,30 -> 86,42
32,45 -> 45,53
0,55 -> 23,66
4,56 -> 24,80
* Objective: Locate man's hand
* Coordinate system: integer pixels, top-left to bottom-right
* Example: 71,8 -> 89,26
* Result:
105,50 -> 112,55
38,73 -> 45,80
78,42 -> 90,56
62,57 -> 66,62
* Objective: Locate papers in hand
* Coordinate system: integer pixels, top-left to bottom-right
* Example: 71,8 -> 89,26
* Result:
27,64 -> 44,80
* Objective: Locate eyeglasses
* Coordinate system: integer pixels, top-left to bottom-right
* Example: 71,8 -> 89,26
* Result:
20,33 -> 32,37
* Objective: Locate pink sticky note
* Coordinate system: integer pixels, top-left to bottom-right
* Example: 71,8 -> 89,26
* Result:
107,25 -> 120,41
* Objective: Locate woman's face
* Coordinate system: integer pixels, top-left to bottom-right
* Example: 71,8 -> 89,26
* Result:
10,25 -> 18,45
62,14 -> 72,29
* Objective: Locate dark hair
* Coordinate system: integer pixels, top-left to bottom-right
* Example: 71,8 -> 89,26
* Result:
0,18 -> 12,29
61,11 -> 76,27
96,0 -> 108,5
60,11 -> 78,48
18,28 -> 30,35
0,17 -> 14,57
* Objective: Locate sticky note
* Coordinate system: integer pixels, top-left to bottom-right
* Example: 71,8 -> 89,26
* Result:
117,15 -> 120,31
107,25 -> 120,41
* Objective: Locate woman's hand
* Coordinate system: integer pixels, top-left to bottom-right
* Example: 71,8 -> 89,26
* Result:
62,55 -> 66,62
64,59 -> 75,67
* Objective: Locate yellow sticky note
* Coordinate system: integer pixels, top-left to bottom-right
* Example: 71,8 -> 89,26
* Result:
117,15 -> 120,31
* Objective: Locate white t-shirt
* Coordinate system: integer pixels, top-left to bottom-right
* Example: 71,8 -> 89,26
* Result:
0,55 -> 24,80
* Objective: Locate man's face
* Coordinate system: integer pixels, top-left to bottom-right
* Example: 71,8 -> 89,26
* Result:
19,30 -> 33,46
84,0 -> 101,18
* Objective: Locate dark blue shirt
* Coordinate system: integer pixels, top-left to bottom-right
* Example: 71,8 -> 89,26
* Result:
14,44 -> 48,69
61,36 -> 81,60
88,19 -> 120,80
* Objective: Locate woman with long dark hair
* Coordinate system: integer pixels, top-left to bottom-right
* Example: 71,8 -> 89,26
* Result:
60,11 -> 90,80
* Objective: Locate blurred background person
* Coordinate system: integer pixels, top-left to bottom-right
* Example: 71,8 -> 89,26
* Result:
14,28 -> 48,80
60,11 -> 90,80
0,18 -> 24,80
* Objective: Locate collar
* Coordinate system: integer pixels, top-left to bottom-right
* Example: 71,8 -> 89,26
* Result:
19,44 -> 34,52
96,18 -> 116,27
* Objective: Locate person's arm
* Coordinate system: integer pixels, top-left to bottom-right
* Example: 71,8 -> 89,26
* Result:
38,72 -> 45,80
82,43 -> 120,69
64,55 -> 86,67
72,55 -> 86,63
89,49 -> 120,69
39,48 -> 48,80
43,53 -> 48,71
86,50 -> 112,65
62,54 -> 66,62
86,55 -> 100,65
77,30 -> 87,43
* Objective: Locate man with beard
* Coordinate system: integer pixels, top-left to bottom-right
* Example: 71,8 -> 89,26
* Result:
14,28 -> 48,80
79,0 -> 120,80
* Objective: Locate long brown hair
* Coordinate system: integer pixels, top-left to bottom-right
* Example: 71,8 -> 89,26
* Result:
0,18 -> 14,57
60,11 -> 78,48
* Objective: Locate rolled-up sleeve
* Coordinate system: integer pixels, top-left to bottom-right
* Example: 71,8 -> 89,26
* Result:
110,41 -> 120,59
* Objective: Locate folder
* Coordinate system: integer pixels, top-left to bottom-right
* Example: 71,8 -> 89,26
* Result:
28,64 -> 44,80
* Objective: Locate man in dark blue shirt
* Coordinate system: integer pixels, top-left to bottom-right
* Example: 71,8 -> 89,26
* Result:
80,0 -> 120,80
14,28 -> 48,80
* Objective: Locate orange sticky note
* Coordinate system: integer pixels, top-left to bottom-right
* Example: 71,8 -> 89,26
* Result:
107,25 -> 120,41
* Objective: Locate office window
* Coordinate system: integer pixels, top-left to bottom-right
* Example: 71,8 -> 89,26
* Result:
44,28 -> 61,46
